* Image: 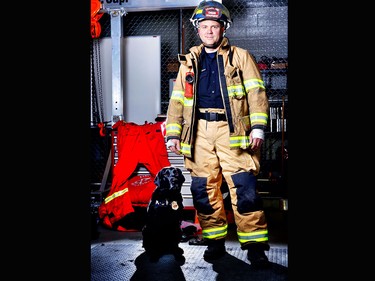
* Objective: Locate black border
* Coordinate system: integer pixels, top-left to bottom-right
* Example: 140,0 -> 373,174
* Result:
12,0 -> 92,279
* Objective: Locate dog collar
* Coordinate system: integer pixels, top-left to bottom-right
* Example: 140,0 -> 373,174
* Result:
155,199 -> 179,210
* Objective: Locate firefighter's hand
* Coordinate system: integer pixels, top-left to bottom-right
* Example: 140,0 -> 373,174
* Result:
249,129 -> 264,151
167,139 -> 181,155
250,138 -> 263,151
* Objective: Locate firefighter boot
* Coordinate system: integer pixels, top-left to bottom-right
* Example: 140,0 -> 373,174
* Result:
203,238 -> 226,261
243,242 -> 270,268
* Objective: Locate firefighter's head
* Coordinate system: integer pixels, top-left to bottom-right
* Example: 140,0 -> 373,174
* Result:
190,1 -> 232,49
190,1 -> 232,32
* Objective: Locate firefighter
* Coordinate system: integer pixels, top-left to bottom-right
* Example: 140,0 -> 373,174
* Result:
165,0 -> 270,267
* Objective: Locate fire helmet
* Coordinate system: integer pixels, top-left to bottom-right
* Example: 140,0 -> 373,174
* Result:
190,1 -> 232,30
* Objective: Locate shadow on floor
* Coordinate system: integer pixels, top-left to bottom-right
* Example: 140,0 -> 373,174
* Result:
208,253 -> 288,281
130,252 -> 186,281
128,251 -> 288,281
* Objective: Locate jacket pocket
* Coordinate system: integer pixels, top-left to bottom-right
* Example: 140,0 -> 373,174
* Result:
226,67 -> 246,99
240,115 -> 251,132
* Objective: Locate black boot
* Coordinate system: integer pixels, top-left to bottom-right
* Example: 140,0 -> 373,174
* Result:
203,238 -> 226,261
243,242 -> 270,268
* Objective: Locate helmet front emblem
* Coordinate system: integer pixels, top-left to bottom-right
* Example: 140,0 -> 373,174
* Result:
202,7 -> 222,20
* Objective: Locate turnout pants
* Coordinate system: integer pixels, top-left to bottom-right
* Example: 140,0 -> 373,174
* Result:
185,119 -> 268,246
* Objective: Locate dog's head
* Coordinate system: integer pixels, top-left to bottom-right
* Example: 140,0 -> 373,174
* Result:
153,166 -> 185,200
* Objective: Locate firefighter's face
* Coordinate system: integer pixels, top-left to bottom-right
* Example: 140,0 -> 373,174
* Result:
197,20 -> 224,49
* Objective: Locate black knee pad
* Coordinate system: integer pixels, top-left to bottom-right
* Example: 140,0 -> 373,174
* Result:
190,176 -> 215,215
232,172 -> 263,213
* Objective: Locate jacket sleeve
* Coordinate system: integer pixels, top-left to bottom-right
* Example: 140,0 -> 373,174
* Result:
166,65 -> 186,141
237,48 -> 269,132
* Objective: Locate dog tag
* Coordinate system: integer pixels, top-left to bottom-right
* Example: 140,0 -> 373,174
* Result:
171,201 -> 179,210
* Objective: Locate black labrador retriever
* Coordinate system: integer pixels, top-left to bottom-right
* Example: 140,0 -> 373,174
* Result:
142,166 -> 186,263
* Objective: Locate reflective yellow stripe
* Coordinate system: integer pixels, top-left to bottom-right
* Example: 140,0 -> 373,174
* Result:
237,229 -> 269,243
180,143 -> 191,157
227,84 -> 246,97
250,112 -> 268,126
166,123 -> 182,134
243,78 -> 265,91
104,188 -> 129,204
202,224 -> 228,239
171,90 -> 193,106
171,90 -> 184,103
229,136 -> 250,148
183,98 -> 193,107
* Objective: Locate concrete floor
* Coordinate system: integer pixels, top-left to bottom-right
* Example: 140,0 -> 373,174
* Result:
91,208 -> 288,281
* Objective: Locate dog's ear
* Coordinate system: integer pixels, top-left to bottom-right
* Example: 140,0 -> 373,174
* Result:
176,168 -> 185,185
154,170 -> 163,187
154,167 -> 172,187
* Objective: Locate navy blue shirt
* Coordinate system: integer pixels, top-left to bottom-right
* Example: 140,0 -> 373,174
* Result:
197,50 -> 224,109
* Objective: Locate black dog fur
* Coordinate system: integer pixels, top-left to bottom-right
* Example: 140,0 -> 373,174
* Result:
142,166 -> 186,263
